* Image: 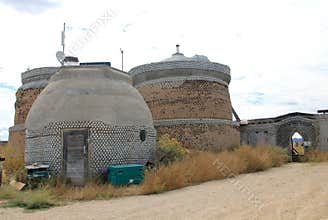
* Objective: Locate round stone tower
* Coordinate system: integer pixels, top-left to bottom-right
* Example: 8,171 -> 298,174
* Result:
25,65 -> 156,185
129,46 -> 240,150
8,67 -> 59,149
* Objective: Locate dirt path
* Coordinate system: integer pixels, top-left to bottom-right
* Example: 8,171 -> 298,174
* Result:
1,163 -> 328,220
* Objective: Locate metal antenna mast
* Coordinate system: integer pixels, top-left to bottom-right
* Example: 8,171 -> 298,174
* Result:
61,22 -> 66,53
120,48 -> 124,71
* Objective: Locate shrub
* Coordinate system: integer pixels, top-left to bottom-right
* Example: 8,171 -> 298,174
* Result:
235,144 -> 288,172
301,148 -> 328,162
0,145 -> 25,180
0,186 -> 56,209
155,134 -> 189,165
142,144 -> 288,194
5,189 -> 56,209
0,185 -> 18,200
0,144 -> 289,208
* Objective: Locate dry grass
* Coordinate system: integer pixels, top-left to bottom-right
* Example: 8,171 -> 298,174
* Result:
302,149 -> 328,162
47,183 -> 140,201
141,144 -> 288,194
0,145 -> 24,180
0,144 -> 288,208
0,185 -> 57,209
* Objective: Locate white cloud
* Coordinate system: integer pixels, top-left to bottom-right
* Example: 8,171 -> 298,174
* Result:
0,0 -> 61,14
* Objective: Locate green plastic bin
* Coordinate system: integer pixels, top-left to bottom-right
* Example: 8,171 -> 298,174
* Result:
107,164 -> 145,186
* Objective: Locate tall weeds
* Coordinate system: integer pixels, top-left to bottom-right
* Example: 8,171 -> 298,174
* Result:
141,144 -> 288,194
0,144 -> 288,207
301,148 -> 328,162
0,145 -> 25,182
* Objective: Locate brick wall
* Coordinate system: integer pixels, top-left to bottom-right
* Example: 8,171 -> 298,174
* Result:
156,123 -> 240,151
14,88 -> 43,124
8,129 -> 25,149
9,88 -> 44,149
137,80 -> 232,120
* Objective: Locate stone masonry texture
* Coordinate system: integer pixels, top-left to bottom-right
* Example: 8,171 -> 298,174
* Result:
14,88 -> 43,125
9,88 -> 44,148
156,123 -> 240,151
239,113 -> 328,150
137,80 -> 232,120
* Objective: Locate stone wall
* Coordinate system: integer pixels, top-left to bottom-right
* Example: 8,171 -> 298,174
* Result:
240,113 -> 324,149
317,115 -> 328,151
14,88 -> 43,125
8,67 -> 58,149
8,127 -> 25,149
156,122 -> 240,150
0,141 -> 8,148
136,78 -> 237,150
240,123 -> 277,146
276,117 -> 318,148
137,80 -> 232,120
8,88 -> 43,148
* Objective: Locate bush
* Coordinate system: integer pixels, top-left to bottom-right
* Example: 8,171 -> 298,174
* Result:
301,148 -> 328,162
141,144 -> 288,194
0,144 -> 289,208
0,145 -> 25,181
8,189 -> 57,209
0,185 -> 18,200
155,134 -> 189,165
235,144 -> 288,172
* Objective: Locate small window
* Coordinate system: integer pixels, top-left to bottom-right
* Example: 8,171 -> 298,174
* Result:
264,131 -> 268,134
140,130 -> 146,142
255,131 -> 259,134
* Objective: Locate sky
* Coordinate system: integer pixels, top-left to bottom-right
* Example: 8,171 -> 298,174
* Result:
0,0 -> 327,140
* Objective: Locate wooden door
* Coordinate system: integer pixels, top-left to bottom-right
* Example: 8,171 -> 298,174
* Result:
63,129 -> 88,185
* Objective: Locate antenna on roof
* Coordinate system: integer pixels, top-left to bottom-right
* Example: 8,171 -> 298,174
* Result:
120,48 -> 124,71
61,22 -> 66,53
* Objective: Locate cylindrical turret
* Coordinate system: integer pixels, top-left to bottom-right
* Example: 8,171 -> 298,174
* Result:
129,48 -> 240,150
8,67 -> 59,149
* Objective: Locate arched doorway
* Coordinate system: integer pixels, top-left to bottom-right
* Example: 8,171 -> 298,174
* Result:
277,119 -> 316,149
291,132 -> 304,147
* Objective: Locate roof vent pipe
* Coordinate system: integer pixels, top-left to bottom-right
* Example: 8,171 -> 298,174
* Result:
176,44 -> 180,53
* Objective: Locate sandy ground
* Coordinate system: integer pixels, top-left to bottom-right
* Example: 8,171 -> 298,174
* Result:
1,163 -> 328,220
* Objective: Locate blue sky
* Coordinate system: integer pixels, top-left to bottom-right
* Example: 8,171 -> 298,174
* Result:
0,0 -> 327,140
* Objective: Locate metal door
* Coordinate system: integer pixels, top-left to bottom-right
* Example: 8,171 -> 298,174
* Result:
63,129 -> 88,185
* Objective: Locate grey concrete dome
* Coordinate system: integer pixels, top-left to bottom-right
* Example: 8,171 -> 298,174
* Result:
25,66 -> 156,185
26,66 -> 154,130
129,51 -> 231,87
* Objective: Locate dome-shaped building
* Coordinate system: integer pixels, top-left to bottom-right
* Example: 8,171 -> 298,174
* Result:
25,65 -> 156,185
129,46 -> 239,150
